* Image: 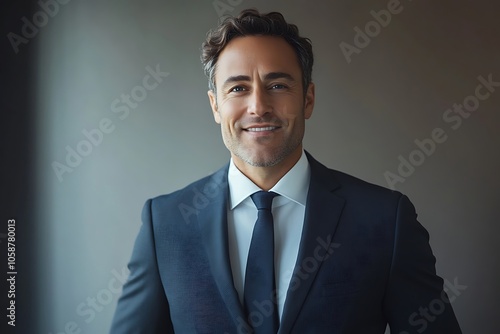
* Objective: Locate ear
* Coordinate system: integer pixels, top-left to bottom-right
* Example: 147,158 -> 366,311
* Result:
208,90 -> 221,124
304,82 -> 315,119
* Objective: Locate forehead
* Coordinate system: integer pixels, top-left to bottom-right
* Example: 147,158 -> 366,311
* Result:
215,35 -> 301,81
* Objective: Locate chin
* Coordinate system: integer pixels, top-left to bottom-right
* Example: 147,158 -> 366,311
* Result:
237,149 -> 286,168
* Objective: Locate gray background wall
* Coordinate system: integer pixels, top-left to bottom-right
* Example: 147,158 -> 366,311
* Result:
6,0 -> 499,332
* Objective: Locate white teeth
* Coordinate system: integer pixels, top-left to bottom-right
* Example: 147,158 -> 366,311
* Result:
247,127 -> 277,132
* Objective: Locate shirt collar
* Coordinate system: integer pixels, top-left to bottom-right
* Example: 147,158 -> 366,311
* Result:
228,150 -> 310,210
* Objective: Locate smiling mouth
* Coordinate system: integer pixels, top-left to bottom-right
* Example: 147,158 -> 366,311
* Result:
245,126 -> 280,132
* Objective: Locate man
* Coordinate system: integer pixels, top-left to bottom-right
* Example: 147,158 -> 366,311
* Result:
110,9 -> 462,333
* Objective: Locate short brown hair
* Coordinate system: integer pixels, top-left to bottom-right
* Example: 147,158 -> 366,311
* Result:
201,9 -> 314,94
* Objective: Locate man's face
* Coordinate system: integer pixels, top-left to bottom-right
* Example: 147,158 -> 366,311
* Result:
208,35 -> 315,169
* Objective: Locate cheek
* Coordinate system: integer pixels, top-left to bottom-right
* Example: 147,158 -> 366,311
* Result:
278,103 -> 303,125
219,100 -> 245,127
218,115 -> 238,137
276,94 -> 304,116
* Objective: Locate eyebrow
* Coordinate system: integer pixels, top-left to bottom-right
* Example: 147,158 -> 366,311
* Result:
222,75 -> 251,88
264,72 -> 295,82
221,72 -> 296,89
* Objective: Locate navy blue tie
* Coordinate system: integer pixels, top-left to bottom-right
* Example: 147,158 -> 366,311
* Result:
244,191 -> 279,333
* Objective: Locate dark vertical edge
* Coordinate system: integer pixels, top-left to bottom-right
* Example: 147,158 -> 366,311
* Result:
1,0 -> 39,333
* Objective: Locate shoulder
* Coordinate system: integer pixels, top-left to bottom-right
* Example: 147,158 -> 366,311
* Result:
147,163 -> 229,211
308,152 -> 401,197
332,169 -> 401,198
333,168 -> 410,214
307,152 -> 406,211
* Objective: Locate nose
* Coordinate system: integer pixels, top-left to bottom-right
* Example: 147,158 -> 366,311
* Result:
247,86 -> 272,117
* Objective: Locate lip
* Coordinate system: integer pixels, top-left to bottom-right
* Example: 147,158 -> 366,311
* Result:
243,124 -> 281,131
243,125 -> 281,136
246,126 -> 279,132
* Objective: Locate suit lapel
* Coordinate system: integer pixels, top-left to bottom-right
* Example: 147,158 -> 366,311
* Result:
197,166 -> 248,330
279,153 -> 345,333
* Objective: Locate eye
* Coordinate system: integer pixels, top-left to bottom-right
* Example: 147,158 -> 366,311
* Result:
271,84 -> 287,90
230,86 -> 246,93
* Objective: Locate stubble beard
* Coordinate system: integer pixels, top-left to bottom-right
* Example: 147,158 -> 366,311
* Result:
222,124 -> 304,168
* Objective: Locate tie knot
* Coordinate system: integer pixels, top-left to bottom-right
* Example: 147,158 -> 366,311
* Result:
251,191 -> 278,211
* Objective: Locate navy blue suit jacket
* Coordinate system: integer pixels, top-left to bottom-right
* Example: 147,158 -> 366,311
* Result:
110,153 -> 461,333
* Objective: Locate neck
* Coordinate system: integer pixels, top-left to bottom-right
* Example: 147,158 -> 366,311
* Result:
232,147 -> 303,191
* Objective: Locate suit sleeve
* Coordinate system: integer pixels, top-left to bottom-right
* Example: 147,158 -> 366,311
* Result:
383,195 -> 462,333
109,199 -> 174,334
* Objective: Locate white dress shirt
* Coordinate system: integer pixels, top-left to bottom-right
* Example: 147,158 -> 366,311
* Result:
227,151 -> 310,319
